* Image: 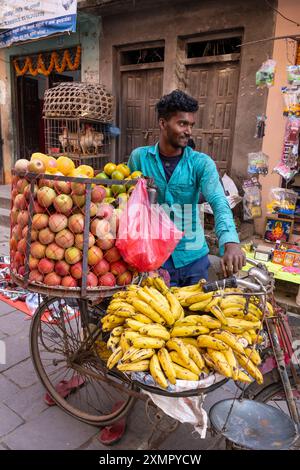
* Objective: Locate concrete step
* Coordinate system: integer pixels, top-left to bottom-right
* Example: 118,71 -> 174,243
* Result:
0,185 -> 11,210
0,207 -> 11,228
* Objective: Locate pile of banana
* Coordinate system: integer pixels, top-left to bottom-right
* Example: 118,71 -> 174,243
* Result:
99,277 -> 271,389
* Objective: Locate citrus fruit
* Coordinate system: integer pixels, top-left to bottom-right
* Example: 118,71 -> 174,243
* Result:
116,163 -> 130,178
76,165 -> 94,178
104,162 -> 117,176
45,157 -> 58,174
56,156 -> 75,176
95,172 -> 109,180
111,170 -> 124,181
111,184 -> 126,195
131,170 -> 143,179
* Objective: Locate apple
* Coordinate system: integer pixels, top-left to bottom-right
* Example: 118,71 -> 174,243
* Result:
61,276 -> 78,288
10,238 -> 18,252
18,266 -> 26,277
29,269 -> 43,283
14,194 -> 27,210
29,255 -> 39,270
17,210 -> 29,228
93,259 -> 110,276
65,247 -> 82,265
104,246 -> 121,263
110,260 -> 128,276
111,184 -> 126,195
95,172 -> 108,180
33,201 -> 45,213
30,241 -> 46,259
38,258 -> 55,274
55,229 -> 75,248
117,271 -> 132,286
75,232 -> 95,250
70,262 -> 82,279
11,208 -> 19,225
54,180 -> 71,195
14,159 -> 29,173
17,179 -> 29,193
68,213 -> 85,234
17,239 -> 27,254
96,203 -> 114,219
39,178 -> 54,189
11,224 -> 22,241
53,194 -> 73,214
104,163 -> 117,176
72,193 -> 85,208
87,246 -> 103,266
22,227 -> 38,242
83,202 -> 97,217
98,272 -> 116,286
14,251 -> 24,268
28,159 -> 46,174
38,227 -> 55,245
49,214 -> 68,233
96,232 -> 115,250
44,272 -> 61,286
91,186 -> 106,203
86,272 -> 98,287
45,243 -> 65,261
24,184 -> 38,200
55,260 -> 70,277
71,181 -> 86,196
37,187 -> 56,208
32,213 -> 49,230
90,218 -> 110,237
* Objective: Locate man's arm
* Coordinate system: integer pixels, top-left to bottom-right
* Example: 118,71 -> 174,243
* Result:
198,157 -> 245,276
127,148 -> 141,173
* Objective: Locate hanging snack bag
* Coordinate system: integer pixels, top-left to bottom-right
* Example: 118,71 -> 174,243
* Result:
256,59 -> 276,88
242,178 -> 262,220
248,152 -> 269,175
266,188 -> 298,216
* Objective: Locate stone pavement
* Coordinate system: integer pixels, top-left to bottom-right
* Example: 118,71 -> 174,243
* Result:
0,300 -> 240,451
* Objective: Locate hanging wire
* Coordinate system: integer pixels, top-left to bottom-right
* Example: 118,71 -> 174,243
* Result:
264,0 -> 300,27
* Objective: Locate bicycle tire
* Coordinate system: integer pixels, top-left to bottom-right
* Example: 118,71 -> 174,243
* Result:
30,296 -> 136,426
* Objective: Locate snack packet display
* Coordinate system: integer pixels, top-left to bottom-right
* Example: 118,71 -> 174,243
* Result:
287,65 -> 300,86
282,86 -> 300,117
266,187 -> 298,216
242,178 -> 262,220
256,59 -> 276,88
247,152 -> 269,175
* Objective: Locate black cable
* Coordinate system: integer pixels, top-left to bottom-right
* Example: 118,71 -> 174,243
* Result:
264,0 -> 300,28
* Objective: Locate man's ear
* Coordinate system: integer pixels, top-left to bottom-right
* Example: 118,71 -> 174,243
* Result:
158,118 -> 166,130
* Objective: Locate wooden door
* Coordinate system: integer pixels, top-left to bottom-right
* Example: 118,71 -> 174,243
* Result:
186,62 -> 239,172
17,76 -> 40,159
120,68 -> 163,162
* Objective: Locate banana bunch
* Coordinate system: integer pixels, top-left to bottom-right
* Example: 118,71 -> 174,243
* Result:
100,278 -> 268,389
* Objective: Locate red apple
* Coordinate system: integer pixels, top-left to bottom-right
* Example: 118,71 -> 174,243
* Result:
22,227 -> 38,242
11,188 -> 18,200
104,247 -> 121,263
71,181 -> 85,195
14,251 -> 24,269
65,247 -> 82,265
38,227 -> 55,245
61,276 -> 78,288
91,186 -> 106,203
10,238 -> 18,252
44,272 -> 61,286
33,201 -> 44,213
29,255 -> 39,270
98,272 -> 116,287
110,260 -> 128,276
24,184 -> 38,200
70,262 -> 82,279
93,259 -> 110,276
55,229 -> 75,248
54,180 -> 71,195
87,272 -> 98,287
38,258 -> 55,274
117,271 -> 132,286
96,203 -> 114,219
17,210 -> 29,228
30,241 -> 46,259
90,218 -> 110,237
72,193 -> 85,208
53,194 -> 73,215
17,239 -> 27,254
32,213 -> 49,230
12,224 -> 22,241
17,179 -> 29,193
68,213 -> 85,234
11,208 -> 19,225
49,213 -> 68,233
83,202 -> 97,217
96,232 -> 115,250
87,246 -> 103,266
45,243 -> 65,261
37,187 -> 56,208
39,178 -> 54,189
14,194 -> 27,210
18,266 -> 26,276
55,260 -> 70,277
29,269 -> 44,283
75,232 -> 95,250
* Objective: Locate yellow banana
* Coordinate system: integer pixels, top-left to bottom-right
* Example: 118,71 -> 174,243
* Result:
121,346 -> 140,363
266,301 -> 274,316
171,325 -> 210,337
237,331 -> 252,346
102,316 -> 125,331
107,346 -> 123,369
235,353 -> 264,384
117,360 -> 150,372
150,354 -> 168,388
126,285 -> 139,291
146,286 -> 170,311
141,276 -> 154,287
188,298 -> 212,311
123,330 -> 140,341
111,326 -> 124,337
220,296 -> 246,310
178,315 -> 203,325
186,344 -> 205,370
119,332 -> 131,353
226,317 -> 261,331
211,330 -> 246,355
106,309 -> 135,319
166,291 -> 184,321
244,347 -> 261,366
152,277 -> 169,295
223,325 -> 246,335
131,299 -> 165,324
166,338 -> 190,363
202,352 -> 216,369
127,348 -> 155,363
207,349 -> 232,378
223,308 -> 245,318
157,348 -> 177,385
180,337 -> 199,348
173,363 -> 199,381
139,324 -> 170,341
197,335 -> 229,351
132,336 -> 165,349
132,313 -> 152,324
210,305 -> 228,325
169,350 -> 200,375
107,334 -> 120,351
236,370 -> 253,383
244,313 -> 260,323
125,319 -> 145,332
185,291 -> 213,306
223,348 -> 239,380
195,315 -> 222,329
204,297 -> 220,312
137,289 -> 174,325
107,301 -> 135,314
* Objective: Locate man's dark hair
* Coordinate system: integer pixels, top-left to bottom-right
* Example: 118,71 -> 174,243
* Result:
156,89 -> 199,120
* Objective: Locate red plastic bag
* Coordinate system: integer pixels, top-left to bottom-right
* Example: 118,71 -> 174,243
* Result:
116,179 -> 183,271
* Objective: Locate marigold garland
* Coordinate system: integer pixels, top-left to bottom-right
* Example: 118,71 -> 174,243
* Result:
13,46 -> 81,77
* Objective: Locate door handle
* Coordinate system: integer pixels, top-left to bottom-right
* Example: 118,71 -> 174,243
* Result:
143,130 -> 152,140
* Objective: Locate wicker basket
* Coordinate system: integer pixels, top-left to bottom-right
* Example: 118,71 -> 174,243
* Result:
43,82 -> 114,122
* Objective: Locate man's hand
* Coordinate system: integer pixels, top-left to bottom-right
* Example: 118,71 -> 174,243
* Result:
221,243 -> 246,277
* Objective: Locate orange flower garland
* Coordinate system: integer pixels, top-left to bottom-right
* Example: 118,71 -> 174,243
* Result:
13,46 -> 81,77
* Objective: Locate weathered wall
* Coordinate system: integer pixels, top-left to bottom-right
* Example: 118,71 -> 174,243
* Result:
0,12 -> 101,183
99,0 -> 276,175
256,0 -> 300,236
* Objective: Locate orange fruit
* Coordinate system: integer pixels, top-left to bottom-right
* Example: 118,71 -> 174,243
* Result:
104,162 -> 117,176
56,156 -> 75,176
116,163 -> 130,178
76,165 -> 94,178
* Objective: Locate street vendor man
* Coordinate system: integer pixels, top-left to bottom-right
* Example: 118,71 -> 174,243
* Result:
128,89 -> 246,285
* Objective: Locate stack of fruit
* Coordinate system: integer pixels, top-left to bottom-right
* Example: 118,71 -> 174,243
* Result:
11,153 -> 143,289
99,278 -> 269,389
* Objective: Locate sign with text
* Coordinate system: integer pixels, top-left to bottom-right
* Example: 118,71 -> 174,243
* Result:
0,1 -> 77,48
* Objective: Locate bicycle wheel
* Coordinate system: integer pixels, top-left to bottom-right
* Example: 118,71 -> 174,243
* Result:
30,296 -> 136,426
